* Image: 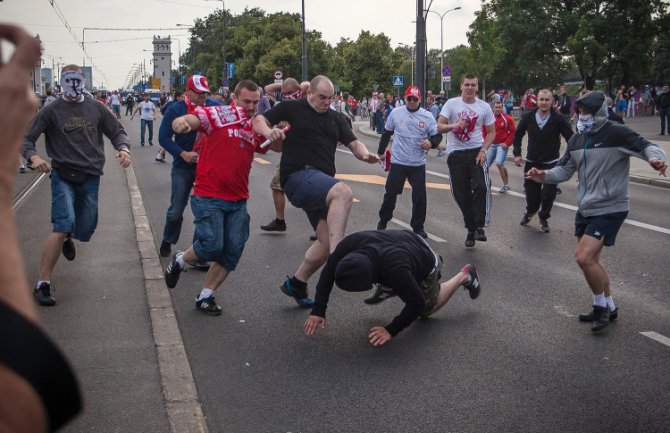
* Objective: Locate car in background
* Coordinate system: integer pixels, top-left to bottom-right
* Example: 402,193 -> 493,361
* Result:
145,89 -> 161,104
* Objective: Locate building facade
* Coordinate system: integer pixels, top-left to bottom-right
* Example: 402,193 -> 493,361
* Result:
152,35 -> 172,93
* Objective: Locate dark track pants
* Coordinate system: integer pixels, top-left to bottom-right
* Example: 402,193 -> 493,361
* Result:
523,161 -> 557,220
378,163 -> 427,231
447,148 -> 491,231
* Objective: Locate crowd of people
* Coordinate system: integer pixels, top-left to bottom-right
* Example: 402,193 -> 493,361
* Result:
3,19 -> 670,431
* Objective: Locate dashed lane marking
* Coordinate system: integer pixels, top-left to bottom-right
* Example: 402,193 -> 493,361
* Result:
253,157 -> 271,164
640,331 -> 670,348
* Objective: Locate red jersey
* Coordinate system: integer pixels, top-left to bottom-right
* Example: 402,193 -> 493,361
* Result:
192,103 -> 267,201
482,112 -> 516,145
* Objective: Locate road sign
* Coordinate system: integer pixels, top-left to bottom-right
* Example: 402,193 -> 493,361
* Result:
274,70 -> 283,80
372,84 -> 379,91
442,66 -> 452,76
442,76 -> 451,83
393,75 -> 404,87
226,62 -> 235,79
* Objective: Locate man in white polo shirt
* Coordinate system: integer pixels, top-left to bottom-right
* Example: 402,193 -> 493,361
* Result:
437,73 -> 495,248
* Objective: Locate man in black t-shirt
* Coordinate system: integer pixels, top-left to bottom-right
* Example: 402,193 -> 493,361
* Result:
253,75 -> 379,307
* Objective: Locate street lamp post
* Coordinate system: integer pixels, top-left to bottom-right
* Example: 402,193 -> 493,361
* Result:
301,0 -> 308,81
426,6 -> 461,93
206,0 -> 226,88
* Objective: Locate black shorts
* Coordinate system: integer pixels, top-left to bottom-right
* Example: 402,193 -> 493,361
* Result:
575,211 -> 628,246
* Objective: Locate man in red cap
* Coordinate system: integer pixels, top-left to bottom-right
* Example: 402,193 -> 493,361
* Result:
376,86 -> 442,238
157,75 -> 222,263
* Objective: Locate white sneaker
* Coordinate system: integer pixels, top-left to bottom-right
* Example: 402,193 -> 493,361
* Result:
155,154 -> 166,163
499,185 -> 511,193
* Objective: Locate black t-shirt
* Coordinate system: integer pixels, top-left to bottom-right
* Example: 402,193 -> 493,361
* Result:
262,99 -> 357,185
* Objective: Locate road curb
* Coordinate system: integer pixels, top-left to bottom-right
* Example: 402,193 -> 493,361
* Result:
356,125 -> 670,189
125,165 -> 209,433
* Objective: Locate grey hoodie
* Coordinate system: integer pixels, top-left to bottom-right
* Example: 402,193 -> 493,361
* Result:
543,91 -> 666,216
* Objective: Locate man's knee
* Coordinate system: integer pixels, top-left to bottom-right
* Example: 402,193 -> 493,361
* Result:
327,182 -> 353,202
575,248 -> 596,269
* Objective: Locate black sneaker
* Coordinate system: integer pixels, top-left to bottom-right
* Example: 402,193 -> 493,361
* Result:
195,295 -> 222,315
62,236 -> 76,261
556,187 -> 562,195
280,277 -> 314,307
474,228 -> 487,241
590,305 -> 610,332
309,235 -> 318,241
414,229 -> 428,239
520,213 -> 532,226
159,240 -> 171,257
364,284 -> 397,304
540,219 -> 550,233
462,264 -> 481,299
579,306 -> 618,322
465,231 -> 475,248
377,221 -> 387,230
34,282 -> 56,306
165,252 -> 185,288
260,219 -> 286,232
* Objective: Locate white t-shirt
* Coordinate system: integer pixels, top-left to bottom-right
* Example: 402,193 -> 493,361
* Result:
138,101 -> 156,121
384,106 -> 438,166
110,94 -> 121,106
439,97 -> 495,153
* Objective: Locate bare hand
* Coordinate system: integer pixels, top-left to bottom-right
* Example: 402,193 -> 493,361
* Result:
362,153 -> 380,164
0,25 -> 41,182
514,155 -> 523,167
650,159 -> 667,177
264,127 -> 285,143
180,151 -> 199,164
476,150 -> 487,166
524,167 -> 545,183
172,117 -> 192,134
304,315 -> 326,336
419,139 -> 431,151
117,151 -> 131,168
29,155 -> 51,173
368,326 -> 392,346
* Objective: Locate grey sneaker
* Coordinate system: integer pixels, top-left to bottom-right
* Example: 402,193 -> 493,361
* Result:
364,284 -> 397,305
34,282 -> 56,306
499,185 -> 511,193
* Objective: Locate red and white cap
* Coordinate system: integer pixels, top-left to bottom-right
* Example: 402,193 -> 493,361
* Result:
187,75 -> 211,93
404,86 -> 421,99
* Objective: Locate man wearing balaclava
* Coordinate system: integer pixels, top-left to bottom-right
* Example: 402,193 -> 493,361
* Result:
525,91 -> 667,333
22,64 -> 131,307
303,229 -> 482,346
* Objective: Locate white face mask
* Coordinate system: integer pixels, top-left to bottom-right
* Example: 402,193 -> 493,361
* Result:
60,71 -> 86,99
577,114 -> 595,133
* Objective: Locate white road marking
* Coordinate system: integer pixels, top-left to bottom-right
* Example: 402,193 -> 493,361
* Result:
640,331 -> 670,348
389,218 -> 447,243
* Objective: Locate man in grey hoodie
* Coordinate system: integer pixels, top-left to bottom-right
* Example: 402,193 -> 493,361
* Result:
525,91 -> 666,333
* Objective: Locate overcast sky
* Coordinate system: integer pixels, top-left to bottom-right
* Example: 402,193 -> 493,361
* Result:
1,0 -> 478,88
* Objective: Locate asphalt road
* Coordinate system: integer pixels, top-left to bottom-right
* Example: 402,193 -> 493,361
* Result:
123,115 -> 670,433
14,113 -> 669,433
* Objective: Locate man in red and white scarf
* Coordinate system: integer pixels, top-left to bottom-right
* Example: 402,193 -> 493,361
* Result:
163,80 -> 282,316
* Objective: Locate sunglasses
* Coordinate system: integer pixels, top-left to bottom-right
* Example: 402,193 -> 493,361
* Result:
406,96 -> 419,102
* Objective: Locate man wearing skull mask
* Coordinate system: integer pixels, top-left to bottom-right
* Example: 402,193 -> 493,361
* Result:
22,64 -> 132,307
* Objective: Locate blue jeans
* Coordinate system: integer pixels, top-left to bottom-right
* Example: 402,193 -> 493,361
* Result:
486,144 -> 509,167
50,169 -> 100,241
375,110 -> 384,133
190,196 -> 250,271
140,119 -> 154,145
162,165 -> 196,245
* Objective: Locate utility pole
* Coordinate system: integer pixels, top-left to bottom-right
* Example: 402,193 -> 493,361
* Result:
301,0 -> 308,82
416,0 -> 426,107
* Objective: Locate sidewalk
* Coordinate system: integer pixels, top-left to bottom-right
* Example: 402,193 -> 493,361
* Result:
355,115 -> 670,189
